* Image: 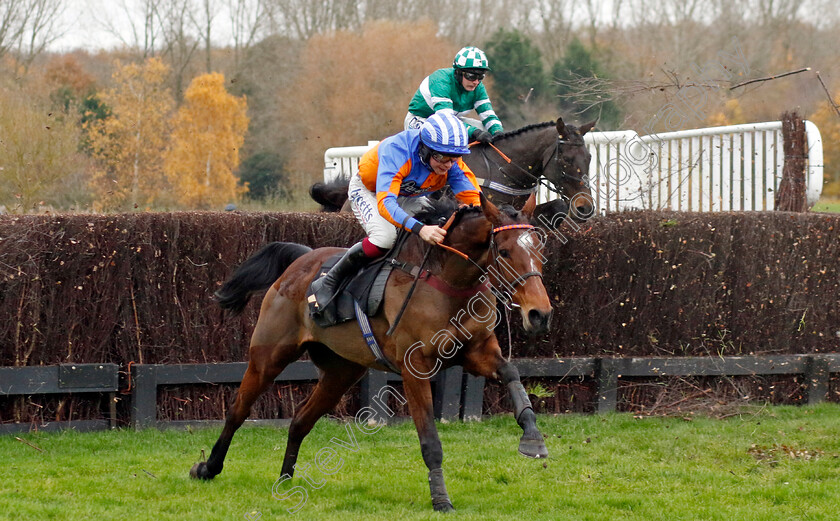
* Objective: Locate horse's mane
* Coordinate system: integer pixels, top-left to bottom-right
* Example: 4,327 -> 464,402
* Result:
412,197 -> 483,226
492,121 -> 555,142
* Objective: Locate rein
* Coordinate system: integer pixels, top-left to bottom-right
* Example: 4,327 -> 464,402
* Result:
473,136 -> 586,198
411,222 -> 542,295
386,214 -> 543,336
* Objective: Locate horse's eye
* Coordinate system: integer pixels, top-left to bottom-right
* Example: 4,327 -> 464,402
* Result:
499,249 -> 510,258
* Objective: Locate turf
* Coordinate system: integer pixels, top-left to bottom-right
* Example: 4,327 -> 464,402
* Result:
3,405 -> 840,520
812,198 -> 840,213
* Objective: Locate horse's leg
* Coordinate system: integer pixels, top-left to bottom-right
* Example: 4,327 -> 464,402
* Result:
280,350 -> 367,477
463,336 -> 548,458
191,296 -> 305,480
402,373 -> 455,512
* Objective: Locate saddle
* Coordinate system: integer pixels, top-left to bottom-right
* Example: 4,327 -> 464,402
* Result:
306,255 -> 393,329
305,230 -> 416,374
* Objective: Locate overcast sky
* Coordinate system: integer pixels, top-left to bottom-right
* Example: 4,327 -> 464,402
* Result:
49,0 -> 234,52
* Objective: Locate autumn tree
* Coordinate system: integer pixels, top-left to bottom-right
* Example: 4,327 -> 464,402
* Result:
809,93 -> 840,197
0,82 -> 89,212
43,53 -> 96,114
164,72 -> 249,209
85,57 -> 174,211
280,20 -> 456,194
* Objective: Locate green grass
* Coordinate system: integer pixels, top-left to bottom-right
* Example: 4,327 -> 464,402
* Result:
812,197 -> 840,213
3,405 -> 840,520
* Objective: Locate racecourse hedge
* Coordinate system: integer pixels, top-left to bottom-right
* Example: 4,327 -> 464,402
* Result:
1,209 -> 839,368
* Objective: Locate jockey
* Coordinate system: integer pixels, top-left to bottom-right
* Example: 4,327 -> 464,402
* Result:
310,111 -> 482,309
404,46 -> 503,145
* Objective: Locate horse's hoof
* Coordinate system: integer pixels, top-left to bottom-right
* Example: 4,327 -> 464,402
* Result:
190,461 -> 213,480
433,501 -> 455,512
518,436 -> 549,459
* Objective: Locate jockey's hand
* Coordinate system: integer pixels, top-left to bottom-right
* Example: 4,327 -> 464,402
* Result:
418,225 -> 447,245
471,129 -> 493,145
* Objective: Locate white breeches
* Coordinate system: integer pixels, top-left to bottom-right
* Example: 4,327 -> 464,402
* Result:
348,173 -> 431,249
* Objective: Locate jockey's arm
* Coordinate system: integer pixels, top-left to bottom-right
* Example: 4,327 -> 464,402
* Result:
448,161 -> 482,206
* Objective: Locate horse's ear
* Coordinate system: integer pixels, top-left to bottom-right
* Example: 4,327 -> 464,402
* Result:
520,193 -> 537,219
480,193 -> 502,226
556,117 -> 567,139
579,121 -> 597,135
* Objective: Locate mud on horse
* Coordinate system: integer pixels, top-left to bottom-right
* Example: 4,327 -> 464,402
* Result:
190,194 -> 552,512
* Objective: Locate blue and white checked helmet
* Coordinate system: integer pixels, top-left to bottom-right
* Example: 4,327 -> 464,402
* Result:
419,111 -> 471,156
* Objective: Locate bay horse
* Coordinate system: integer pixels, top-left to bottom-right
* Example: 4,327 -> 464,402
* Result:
310,117 -> 596,223
190,194 -> 552,512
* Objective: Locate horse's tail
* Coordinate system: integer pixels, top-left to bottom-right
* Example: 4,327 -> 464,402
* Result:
215,242 -> 313,314
309,180 -> 349,212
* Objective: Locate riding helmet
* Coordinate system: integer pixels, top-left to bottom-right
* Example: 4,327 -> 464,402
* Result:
419,111 -> 471,156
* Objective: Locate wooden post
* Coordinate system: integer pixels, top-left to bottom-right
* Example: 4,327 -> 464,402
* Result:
805,355 -> 830,404
594,358 -> 619,413
775,111 -> 807,211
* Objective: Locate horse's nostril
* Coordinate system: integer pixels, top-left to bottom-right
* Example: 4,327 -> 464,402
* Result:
528,309 -> 548,329
573,204 -> 594,221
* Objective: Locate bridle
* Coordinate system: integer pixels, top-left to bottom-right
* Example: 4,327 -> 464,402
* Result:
487,223 -> 543,289
387,215 -> 543,335
434,221 -> 543,302
478,134 -> 589,198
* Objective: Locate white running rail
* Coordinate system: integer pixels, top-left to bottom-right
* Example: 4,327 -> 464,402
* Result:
324,122 -> 823,212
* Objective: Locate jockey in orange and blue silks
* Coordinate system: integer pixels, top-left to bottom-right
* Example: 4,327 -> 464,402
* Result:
355,120 -> 481,245
309,111 -> 481,310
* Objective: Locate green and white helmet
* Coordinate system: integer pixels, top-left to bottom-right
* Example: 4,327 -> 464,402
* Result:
453,46 -> 490,71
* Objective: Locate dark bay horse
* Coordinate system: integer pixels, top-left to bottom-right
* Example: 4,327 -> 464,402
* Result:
190,195 -> 552,512
310,117 -> 596,223
468,117 -> 596,223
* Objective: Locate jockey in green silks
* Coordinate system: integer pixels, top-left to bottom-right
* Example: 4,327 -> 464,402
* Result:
405,46 -> 504,145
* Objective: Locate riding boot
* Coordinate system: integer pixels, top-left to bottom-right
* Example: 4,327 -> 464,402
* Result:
310,241 -> 370,310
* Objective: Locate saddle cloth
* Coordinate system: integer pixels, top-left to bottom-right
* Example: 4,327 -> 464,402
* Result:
306,254 -> 393,329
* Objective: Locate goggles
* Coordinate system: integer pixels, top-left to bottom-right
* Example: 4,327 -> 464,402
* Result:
430,152 -> 461,164
461,70 -> 486,82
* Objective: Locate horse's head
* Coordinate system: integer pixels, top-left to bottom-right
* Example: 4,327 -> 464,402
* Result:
483,194 -> 553,335
440,195 -> 552,336
543,117 -> 596,222
411,195 -> 552,336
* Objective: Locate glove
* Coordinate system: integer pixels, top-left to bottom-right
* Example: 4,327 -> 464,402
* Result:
471,129 -> 493,145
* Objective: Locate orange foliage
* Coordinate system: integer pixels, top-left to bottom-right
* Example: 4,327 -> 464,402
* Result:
809,92 -> 840,196
164,73 -> 249,209
280,20 -> 457,190
85,58 -> 175,211
706,98 -> 746,127
44,54 -> 95,95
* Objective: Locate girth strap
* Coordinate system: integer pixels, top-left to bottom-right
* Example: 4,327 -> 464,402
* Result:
353,299 -> 400,373
473,175 -> 538,197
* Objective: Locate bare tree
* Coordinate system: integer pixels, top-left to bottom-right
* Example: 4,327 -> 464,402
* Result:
0,0 -> 28,61
0,0 -> 66,68
159,0 -> 200,100
193,0 -> 217,72
228,0 -> 268,70
265,0 -> 362,39
94,0 -> 164,57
